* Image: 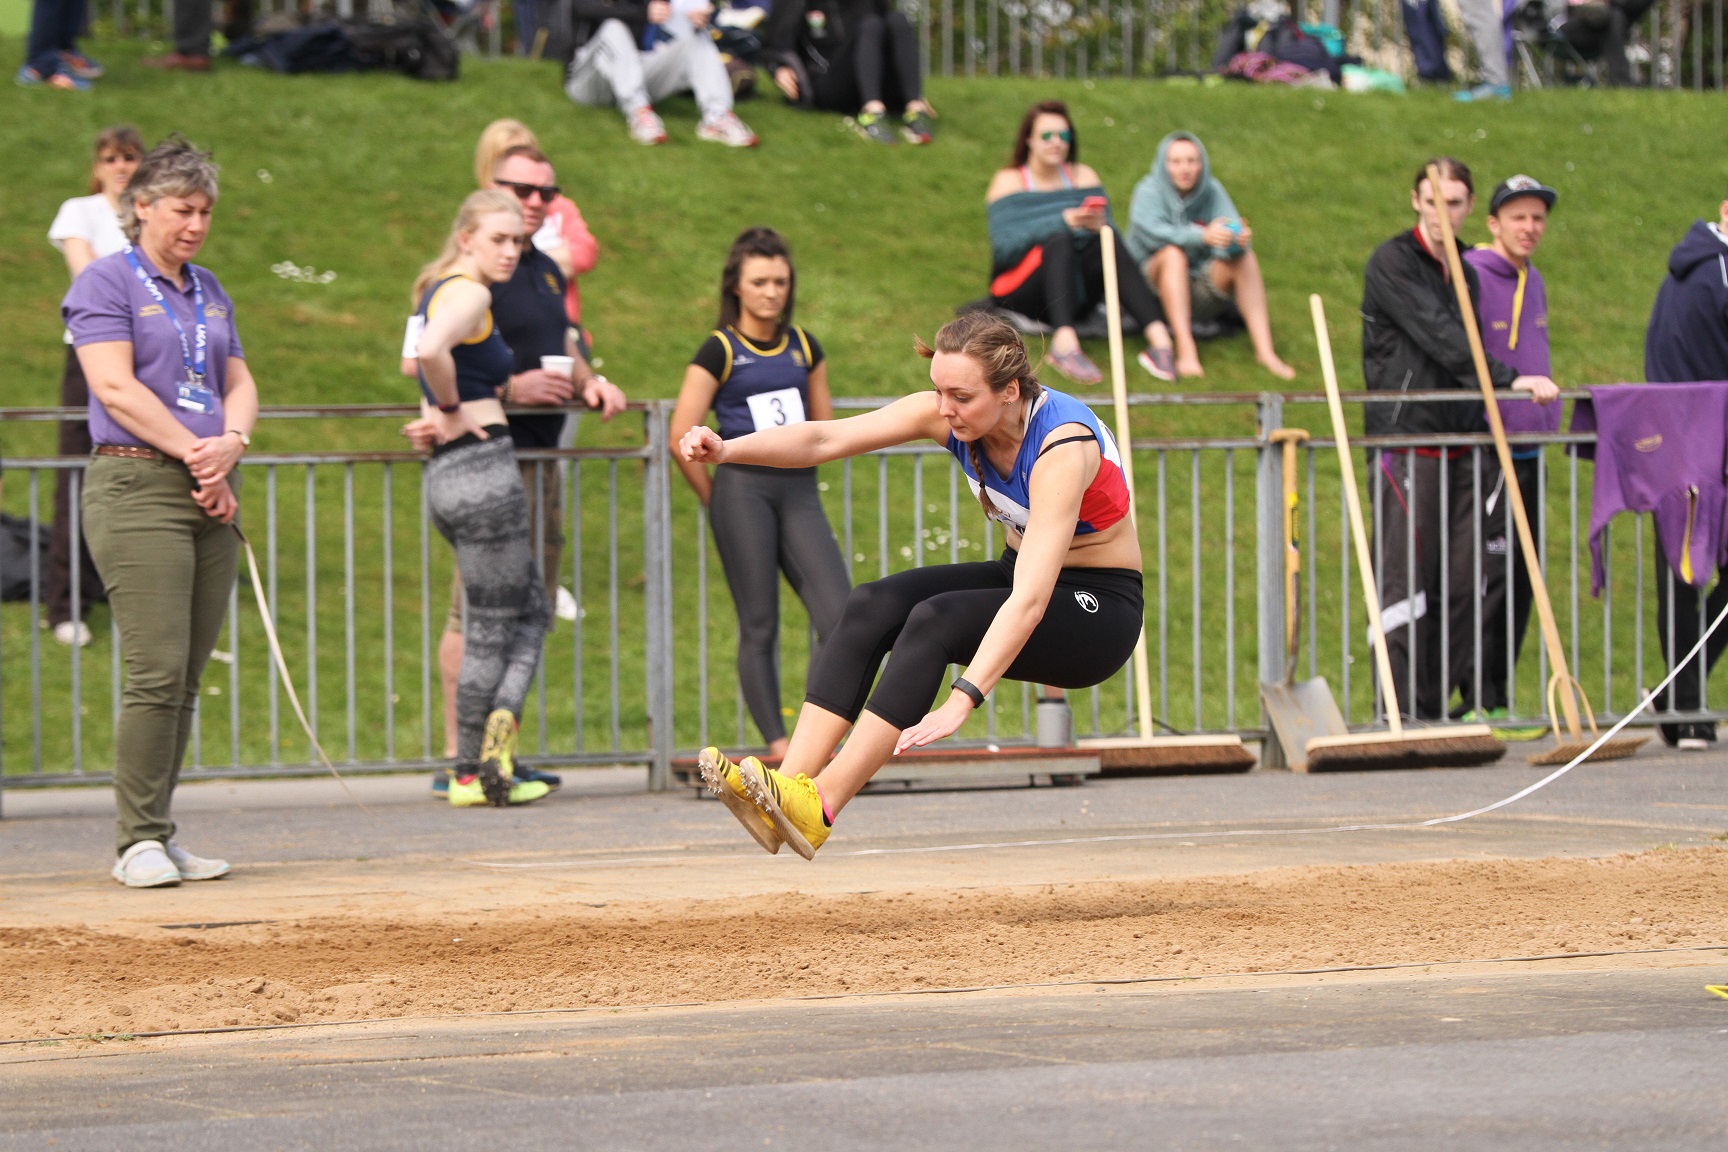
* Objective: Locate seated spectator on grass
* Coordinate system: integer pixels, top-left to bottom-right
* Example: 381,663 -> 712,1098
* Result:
473,119 -> 599,335
1127,131 -> 1294,380
18,0 -> 105,88
761,0 -> 936,145
1557,0 -> 1657,87
563,0 -> 759,147
44,124 -> 141,649
985,101 -> 1175,386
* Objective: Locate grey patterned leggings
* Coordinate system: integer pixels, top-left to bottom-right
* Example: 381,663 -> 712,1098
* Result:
426,435 -> 548,765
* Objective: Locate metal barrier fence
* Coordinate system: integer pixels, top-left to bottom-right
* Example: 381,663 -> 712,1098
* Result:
4,392 -> 1724,803
94,0 -> 1724,89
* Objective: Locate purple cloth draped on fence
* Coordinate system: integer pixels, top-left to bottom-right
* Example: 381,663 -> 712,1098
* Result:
1571,381 -> 1728,595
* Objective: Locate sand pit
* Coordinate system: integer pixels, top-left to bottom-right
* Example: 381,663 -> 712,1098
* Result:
5,847 -> 1725,1040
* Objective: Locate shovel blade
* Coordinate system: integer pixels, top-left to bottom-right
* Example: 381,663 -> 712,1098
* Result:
1260,678 -> 1348,772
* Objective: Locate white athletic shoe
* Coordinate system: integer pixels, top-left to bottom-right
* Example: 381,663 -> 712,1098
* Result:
53,621 -> 93,648
164,840 -> 231,881
696,111 -> 758,148
628,105 -> 668,146
112,840 -> 181,888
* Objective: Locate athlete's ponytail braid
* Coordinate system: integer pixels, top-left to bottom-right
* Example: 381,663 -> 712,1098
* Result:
915,312 -> 1042,520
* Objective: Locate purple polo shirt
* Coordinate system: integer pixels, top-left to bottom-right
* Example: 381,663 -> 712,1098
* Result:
1464,245 -> 1556,446
61,248 -> 244,448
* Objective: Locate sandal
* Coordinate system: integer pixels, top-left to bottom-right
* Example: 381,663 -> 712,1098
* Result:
1045,348 -> 1102,385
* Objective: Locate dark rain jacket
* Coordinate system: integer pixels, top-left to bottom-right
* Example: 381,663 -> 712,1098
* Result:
1360,228 -> 1517,437
1645,220 -> 1728,384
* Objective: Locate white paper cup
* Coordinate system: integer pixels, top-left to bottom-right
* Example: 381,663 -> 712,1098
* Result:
541,355 -> 575,379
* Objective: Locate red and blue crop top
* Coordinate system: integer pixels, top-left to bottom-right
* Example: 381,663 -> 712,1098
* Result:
945,386 -> 1129,535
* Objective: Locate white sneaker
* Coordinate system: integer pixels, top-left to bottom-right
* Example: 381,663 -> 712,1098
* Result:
112,840 -> 180,888
696,110 -> 758,148
164,840 -> 231,881
628,105 -> 668,145
53,621 -> 93,647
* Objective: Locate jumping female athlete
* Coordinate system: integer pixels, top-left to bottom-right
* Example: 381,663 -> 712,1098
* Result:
681,310 -> 1144,858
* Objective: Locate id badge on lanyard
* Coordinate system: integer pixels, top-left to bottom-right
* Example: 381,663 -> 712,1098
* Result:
177,378 -> 218,414
125,246 -> 215,414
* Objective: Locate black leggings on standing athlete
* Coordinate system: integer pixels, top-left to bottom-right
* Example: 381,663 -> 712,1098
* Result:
992,229 -> 1167,332
425,432 -> 548,765
710,463 -> 852,745
804,549 -> 1143,730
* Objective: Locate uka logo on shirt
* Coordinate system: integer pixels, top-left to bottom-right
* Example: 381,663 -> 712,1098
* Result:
138,304 -> 165,317
1635,434 -> 1664,453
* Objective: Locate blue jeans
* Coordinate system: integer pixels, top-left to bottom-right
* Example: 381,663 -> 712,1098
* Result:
1400,0 -> 1455,81
23,0 -> 85,76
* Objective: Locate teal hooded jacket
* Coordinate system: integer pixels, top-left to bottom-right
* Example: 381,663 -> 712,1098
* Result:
1126,132 -> 1240,266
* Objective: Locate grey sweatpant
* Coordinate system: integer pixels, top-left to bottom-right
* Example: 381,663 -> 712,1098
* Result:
564,18 -> 733,119
709,464 -> 851,745
426,437 -> 548,765
1457,0 -> 1510,87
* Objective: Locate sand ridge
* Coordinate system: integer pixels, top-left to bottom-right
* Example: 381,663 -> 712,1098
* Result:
5,847 -> 1725,1040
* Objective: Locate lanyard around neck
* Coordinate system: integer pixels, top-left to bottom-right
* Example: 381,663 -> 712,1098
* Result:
124,245 -> 207,383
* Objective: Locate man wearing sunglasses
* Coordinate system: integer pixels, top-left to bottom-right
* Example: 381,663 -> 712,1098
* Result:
409,144 -> 628,790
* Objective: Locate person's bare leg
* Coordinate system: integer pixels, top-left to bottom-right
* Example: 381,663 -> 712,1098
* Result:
767,736 -> 790,759
800,710 -> 902,817
777,701 -> 853,778
1224,250 -> 1295,379
439,629 -> 463,759
1148,247 -> 1201,377
1142,320 -> 1173,353
1048,325 -> 1082,358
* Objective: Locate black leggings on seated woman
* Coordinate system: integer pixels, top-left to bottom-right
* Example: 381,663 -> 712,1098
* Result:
993,230 -> 1166,332
803,549 -> 1143,730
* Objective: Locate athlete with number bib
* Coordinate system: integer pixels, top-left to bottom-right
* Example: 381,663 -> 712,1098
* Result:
671,227 -> 851,760
682,310 -> 1144,859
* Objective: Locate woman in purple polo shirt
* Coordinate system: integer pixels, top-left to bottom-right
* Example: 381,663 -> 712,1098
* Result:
61,134 -> 258,889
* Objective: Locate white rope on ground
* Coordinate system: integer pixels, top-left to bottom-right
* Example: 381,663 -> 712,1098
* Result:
235,527 -> 369,815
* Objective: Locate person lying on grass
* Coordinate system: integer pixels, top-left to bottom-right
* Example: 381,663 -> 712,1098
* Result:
681,311 -> 1144,859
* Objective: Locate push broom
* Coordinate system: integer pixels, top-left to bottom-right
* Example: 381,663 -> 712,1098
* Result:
1303,295 -> 1505,770
1424,163 -> 1646,766
1072,227 -> 1254,773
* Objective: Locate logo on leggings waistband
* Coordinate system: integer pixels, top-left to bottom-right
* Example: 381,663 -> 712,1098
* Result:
1074,591 -> 1099,613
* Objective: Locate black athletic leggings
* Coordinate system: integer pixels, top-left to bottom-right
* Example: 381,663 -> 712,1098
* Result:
810,10 -> 922,112
709,463 -> 852,745
992,229 -> 1167,332
805,549 -> 1144,730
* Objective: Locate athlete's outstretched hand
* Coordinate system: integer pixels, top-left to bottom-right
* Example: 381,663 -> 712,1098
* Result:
894,693 -> 973,755
679,425 -> 726,464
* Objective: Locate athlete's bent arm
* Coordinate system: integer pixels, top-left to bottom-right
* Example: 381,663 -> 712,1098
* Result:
895,436 -> 1095,752
680,391 -> 948,469
669,365 -> 723,506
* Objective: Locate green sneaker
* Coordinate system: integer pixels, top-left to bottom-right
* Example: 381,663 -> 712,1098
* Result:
1460,708 -> 1547,743
449,769 -> 550,807
851,111 -> 898,145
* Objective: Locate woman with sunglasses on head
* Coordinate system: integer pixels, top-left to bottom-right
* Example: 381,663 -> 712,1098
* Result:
669,227 -> 851,761
45,125 -> 142,649
986,100 -> 1175,387
401,190 -> 557,810
685,311 -> 1143,859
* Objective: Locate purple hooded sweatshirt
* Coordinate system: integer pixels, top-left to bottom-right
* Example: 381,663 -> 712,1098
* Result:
1464,245 -> 1556,454
1571,382 -> 1728,594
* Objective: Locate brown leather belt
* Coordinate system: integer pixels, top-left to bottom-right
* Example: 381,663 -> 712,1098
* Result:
93,445 -> 164,461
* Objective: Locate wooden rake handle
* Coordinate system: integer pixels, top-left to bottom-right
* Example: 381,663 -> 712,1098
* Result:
1424,163 -> 1582,742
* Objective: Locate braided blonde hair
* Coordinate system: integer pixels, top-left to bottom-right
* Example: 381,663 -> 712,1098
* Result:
915,312 -> 1043,519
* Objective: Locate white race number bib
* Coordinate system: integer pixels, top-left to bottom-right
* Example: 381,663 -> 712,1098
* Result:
745,387 -> 806,432
401,314 -> 426,360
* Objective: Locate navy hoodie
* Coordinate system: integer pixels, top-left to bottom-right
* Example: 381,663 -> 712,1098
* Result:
1645,220 -> 1728,383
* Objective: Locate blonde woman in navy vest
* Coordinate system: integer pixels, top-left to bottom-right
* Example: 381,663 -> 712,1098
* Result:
670,227 -> 851,760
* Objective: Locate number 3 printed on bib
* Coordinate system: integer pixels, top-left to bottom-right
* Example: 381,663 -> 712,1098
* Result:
746,387 -> 806,432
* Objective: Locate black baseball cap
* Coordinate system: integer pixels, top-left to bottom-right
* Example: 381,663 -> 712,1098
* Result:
1489,174 -> 1557,215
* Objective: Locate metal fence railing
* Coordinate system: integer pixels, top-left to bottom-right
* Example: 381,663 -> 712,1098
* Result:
92,0 -> 1724,89
5,391 -> 1726,805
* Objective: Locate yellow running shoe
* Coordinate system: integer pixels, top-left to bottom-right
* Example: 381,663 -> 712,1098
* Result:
481,709 -> 518,780
737,759 -> 830,860
448,771 -> 550,807
698,747 -> 781,854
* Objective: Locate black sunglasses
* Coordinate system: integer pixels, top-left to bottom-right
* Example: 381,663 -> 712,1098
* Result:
497,179 -> 561,203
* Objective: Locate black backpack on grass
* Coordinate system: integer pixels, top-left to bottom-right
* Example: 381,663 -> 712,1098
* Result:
348,15 -> 461,81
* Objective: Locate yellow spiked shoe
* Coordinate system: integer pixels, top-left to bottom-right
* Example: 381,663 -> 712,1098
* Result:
737,759 -> 830,860
698,747 -> 782,854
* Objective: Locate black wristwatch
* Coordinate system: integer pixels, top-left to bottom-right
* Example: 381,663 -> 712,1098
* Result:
952,677 -> 986,709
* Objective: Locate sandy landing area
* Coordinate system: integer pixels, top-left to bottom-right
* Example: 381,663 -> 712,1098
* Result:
5,847 -> 1725,1040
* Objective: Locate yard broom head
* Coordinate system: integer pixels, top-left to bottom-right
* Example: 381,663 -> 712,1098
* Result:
1082,734 -> 1257,775
1309,293 -> 1506,772
1526,674 -> 1648,766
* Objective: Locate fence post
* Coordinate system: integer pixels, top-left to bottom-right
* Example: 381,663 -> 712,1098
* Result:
644,402 -> 674,792
1255,392 -> 1287,769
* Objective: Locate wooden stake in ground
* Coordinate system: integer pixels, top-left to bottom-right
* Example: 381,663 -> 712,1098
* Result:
1303,296 -> 1503,770
1079,227 -> 1252,773
1422,163 -> 1645,767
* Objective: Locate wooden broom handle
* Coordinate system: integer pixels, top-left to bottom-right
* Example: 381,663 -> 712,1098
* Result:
1100,225 -> 1156,742
1312,295 -> 1405,736
1424,164 -> 1581,741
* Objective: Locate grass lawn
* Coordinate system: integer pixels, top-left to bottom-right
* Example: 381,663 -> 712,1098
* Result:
2,39 -> 1724,777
